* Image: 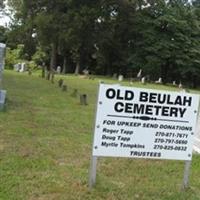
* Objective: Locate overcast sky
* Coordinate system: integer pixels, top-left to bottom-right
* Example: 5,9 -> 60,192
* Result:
0,15 -> 10,26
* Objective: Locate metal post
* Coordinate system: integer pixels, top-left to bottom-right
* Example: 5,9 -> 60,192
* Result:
89,83 -> 102,189
182,160 -> 192,190
89,156 -> 98,189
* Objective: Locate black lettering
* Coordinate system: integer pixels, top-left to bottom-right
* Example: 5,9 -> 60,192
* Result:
114,102 -> 124,112
139,92 -> 148,102
116,89 -> 123,100
149,93 -> 157,103
124,103 -> 133,113
179,108 -> 187,118
125,90 -> 134,100
183,96 -> 192,106
106,88 -> 116,99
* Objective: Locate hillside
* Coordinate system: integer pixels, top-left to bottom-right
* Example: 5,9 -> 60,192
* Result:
0,70 -> 200,200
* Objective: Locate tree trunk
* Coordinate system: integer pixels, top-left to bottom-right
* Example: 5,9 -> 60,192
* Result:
161,61 -> 169,84
74,61 -> 80,75
192,75 -> 197,88
50,42 -> 57,72
42,65 -> 45,78
62,56 -> 67,74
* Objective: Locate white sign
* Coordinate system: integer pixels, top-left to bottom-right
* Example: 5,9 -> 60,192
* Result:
92,84 -> 199,161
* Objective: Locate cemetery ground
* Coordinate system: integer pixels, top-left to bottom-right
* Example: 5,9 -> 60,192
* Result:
1,70 -> 200,200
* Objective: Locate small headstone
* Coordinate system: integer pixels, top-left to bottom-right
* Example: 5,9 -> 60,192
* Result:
14,63 -> 21,72
71,89 -> 78,97
80,94 -> 88,105
155,77 -> 162,84
137,69 -> 142,79
146,75 -> 150,82
83,69 -> 89,76
141,77 -> 146,84
179,83 -> 183,89
19,63 -> 26,73
56,66 -> 61,74
62,85 -> 67,92
173,81 -> 176,86
118,75 -> 123,82
113,73 -> 117,79
99,80 -> 104,84
58,79 -> 64,88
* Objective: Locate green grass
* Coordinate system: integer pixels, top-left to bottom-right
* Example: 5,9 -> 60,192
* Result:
0,70 -> 200,200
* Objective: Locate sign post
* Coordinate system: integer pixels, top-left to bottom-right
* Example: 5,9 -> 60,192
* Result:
89,84 -> 199,189
182,160 -> 191,190
89,156 -> 97,189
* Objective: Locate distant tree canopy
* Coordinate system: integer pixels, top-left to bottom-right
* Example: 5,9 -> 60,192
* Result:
4,0 -> 200,87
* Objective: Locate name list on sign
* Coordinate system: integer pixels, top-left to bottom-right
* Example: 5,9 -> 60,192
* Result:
92,84 -> 199,161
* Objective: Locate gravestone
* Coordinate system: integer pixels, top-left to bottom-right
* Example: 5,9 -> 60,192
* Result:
118,75 -> 123,82
57,66 -> 61,74
173,81 -> 176,86
71,89 -> 78,97
19,63 -> 26,73
155,77 -> 162,84
0,43 -> 6,109
137,69 -> 142,79
179,83 -> 183,89
14,63 -> 21,72
113,73 -> 117,79
62,85 -> 67,92
58,79 -> 64,88
141,77 -> 146,84
80,94 -> 88,105
83,69 -> 89,76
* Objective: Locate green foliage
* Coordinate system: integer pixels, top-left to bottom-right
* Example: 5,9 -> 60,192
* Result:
5,44 -> 25,69
0,26 -> 7,43
5,0 -> 200,87
31,46 -> 48,66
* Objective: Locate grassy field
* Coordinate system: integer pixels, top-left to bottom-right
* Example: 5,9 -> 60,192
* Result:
0,70 -> 200,200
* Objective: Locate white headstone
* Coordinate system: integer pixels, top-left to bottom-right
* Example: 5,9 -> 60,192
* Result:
155,77 -> 162,84
83,69 -> 89,76
137,69 -> 142,78
14,64 -> 20,72
19,63 -> 26,73
173,81 -> 176,86
179,83 -> 183,89
141,77 -> 146,84
118,75 -> 123,82
57,66 -> 61,74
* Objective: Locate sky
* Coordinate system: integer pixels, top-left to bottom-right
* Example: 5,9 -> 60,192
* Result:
0,0 -> 11,27
0,15 -> 10,26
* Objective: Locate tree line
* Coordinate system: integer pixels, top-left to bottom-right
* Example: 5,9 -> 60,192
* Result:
1,0 -> 200,87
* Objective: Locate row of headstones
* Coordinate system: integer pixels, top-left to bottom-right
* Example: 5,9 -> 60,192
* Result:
115,69 -> 184,89
57,78 -> 88,105
43,71 -> 88,105
14,63 -> 27,73
0,43 -> 6,110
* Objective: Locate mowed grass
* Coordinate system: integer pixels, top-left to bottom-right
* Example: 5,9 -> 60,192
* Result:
0,70 -> 200,200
